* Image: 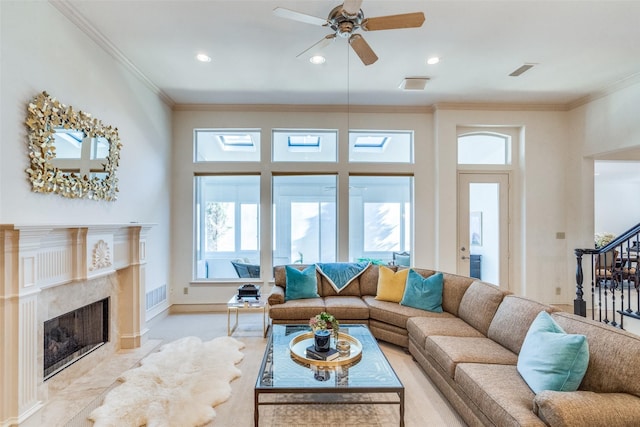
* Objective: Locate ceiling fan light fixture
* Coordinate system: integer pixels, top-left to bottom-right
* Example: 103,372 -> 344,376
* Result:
309,55 -> 326,65
399,77 -> 429,91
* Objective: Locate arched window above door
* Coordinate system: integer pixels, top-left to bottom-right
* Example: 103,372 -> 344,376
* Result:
458,132 -> 511,165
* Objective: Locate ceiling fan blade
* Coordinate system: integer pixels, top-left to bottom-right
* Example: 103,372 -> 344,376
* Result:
349,34 -> 378,66
296,34 -> 336,59
361,12 -> 425,31
273,7 -> 328,26
342,0 -> 363,17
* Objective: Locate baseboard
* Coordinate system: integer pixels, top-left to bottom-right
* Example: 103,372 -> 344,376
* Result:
169,303 -> 227,313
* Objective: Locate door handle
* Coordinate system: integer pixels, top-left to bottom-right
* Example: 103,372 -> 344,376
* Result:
461,256 -> 469,260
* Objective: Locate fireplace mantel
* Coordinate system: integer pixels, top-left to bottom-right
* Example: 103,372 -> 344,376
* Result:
0,223 -> 153,427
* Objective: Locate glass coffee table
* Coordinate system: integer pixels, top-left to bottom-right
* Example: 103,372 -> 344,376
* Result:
254,324 -> 404,426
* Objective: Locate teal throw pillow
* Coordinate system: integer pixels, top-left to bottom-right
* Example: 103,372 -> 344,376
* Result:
285,265 -> 319,301
399,270 -> 443,313
517,311 -> 589,394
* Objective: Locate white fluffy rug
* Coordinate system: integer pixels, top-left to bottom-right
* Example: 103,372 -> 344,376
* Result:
89,336 -> 244,427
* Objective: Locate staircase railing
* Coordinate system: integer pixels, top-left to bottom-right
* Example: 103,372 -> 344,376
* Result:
574,222 -> 640,329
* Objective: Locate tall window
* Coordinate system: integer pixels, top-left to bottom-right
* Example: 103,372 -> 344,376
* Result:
272,175 -> 337,265
195,175 -> 260,279
193,128 -> 414,280
349,176 -> 412,264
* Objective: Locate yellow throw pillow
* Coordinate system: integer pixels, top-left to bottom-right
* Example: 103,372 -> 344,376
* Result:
375,266 -> 409,303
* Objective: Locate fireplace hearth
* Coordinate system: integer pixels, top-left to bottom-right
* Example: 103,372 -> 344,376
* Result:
44,298 -> 110,380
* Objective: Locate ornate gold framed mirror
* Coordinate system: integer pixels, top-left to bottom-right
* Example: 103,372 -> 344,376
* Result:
25,91 -> 122,201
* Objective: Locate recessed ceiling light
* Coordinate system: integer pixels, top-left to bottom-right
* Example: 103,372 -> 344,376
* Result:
196,53 -> 211,63
309,55 -> 326,65
426,56 -> 440,65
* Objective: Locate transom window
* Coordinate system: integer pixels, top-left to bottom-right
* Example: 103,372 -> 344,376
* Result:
457,132 -> 511,165
349,130 -> 413,163
273,129 -> 337,161
195,129 -> 260,162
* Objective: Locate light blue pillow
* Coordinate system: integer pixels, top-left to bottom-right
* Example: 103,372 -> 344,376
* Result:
399,270 -> 443,312
285,265 -> 319,301
517,311 -> 589,394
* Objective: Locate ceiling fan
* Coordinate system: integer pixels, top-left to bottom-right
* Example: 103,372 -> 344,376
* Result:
273,0 -> 425,66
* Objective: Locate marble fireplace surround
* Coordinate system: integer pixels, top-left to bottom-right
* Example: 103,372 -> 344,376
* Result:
0,224 -> 152,427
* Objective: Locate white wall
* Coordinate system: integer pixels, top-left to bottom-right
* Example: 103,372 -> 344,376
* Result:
567,79 -> 640,308
0,2 -> 172,316
594,161 -> 640,236
433,108 -> 572,303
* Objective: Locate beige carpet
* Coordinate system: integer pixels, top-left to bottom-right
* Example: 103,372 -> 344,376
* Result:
147,312 -> 466,427
259,393 -> 397,427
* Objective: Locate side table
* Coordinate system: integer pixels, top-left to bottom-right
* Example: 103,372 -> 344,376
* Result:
227,295 -> 269,337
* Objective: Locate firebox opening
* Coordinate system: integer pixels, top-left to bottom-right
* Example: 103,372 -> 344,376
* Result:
44,297 -> 109,380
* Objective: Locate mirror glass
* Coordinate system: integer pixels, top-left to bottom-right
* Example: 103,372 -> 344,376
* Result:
26,92 -> 121,201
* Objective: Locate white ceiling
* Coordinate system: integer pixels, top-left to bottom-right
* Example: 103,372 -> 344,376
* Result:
60,0 -> 640,107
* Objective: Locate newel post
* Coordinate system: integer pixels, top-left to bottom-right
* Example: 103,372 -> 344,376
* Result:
574,249 -> 586,317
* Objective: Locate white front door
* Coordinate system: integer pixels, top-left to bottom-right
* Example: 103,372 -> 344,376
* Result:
457,172 -> 510,289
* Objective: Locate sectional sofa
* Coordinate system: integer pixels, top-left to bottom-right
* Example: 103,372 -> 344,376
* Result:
267,264 -> 640,426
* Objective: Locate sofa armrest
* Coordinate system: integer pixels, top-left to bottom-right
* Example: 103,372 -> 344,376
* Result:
268,285 -> 285,305
534,390 -> 640,427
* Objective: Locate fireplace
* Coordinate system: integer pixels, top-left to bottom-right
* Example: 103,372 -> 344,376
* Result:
44,298 -> 110,380
1,223 -> 151,426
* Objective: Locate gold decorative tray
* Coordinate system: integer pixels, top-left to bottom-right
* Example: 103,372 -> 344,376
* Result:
289,331 -> 362,367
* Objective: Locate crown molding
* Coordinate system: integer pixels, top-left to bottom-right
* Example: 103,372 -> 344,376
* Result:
173,103 -> 433,114
49,0 -> 175,107
567,72 -> 640,110
433,102 -> 569,112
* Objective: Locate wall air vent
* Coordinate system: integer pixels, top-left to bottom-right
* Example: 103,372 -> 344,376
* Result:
509,63 -> 536,77
399,77 -> 430,90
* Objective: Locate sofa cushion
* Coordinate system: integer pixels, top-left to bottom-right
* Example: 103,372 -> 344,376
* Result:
363,295 -> 453,329
359,264 -> 386,296
517,311 -> 589,394
551,312 -> 640,397
440,272 -> 475,316
268,297 -> 325,321
455,363 -> 545,426
488,295 -> 556,354
457,281 -> 506,336
400,271 -> 443,312
406,317 -> 484,351
316,262 -> 370,294
285,265 -> 320,301
323,296 -> 369,320
534,390 -> 640,427
375,266 -> 409,303
425,336 -> 518,379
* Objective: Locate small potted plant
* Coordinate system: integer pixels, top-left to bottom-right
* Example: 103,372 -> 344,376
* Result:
309,312 -> 339,352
